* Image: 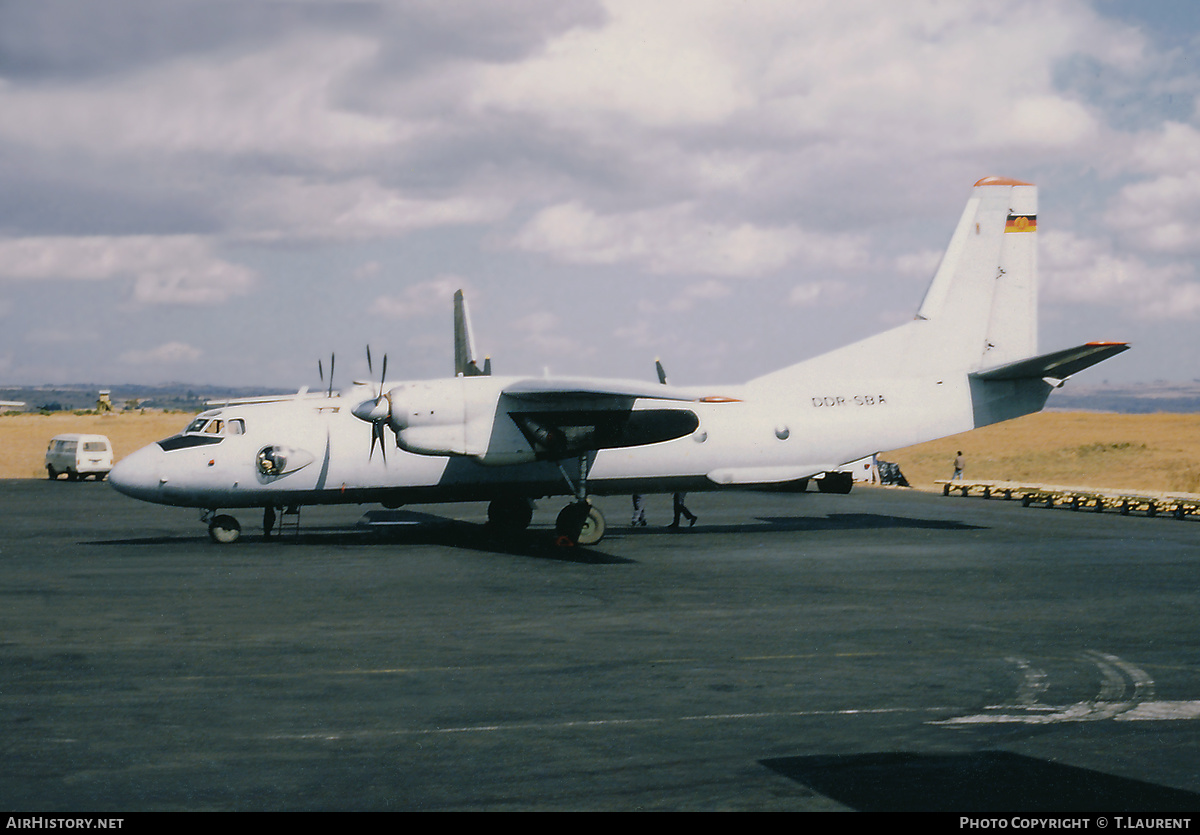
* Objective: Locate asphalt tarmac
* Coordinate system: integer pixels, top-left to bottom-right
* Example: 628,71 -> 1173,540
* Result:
3,478 -> 1200,812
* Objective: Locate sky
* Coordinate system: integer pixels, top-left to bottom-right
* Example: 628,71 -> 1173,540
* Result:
1,0 -> 1198,390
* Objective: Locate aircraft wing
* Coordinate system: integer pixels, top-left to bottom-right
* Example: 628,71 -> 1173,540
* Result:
502,377 -> 700,402
974,342 -> 1130,383
496,378 -> 703,460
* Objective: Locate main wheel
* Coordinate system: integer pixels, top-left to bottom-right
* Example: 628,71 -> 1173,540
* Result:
555,502 -> 606,546
487,496 -> 534,534
817,471 -> 853,494
208,514 -> 241,544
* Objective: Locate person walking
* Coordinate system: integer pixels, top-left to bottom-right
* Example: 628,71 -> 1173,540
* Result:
952,451 -> 965,481
669,492 -> 697,528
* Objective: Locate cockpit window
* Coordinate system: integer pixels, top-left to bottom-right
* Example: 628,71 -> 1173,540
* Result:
184,417 -> 245,436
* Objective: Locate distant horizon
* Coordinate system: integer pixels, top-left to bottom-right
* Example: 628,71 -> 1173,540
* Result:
7,378 -> 1200,418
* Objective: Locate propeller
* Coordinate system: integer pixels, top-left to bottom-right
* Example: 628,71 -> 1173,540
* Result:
318,352 -> 336,398
351,351 -> 393,462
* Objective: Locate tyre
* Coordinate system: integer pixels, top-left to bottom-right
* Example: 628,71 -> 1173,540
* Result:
487,496 -> 534,534
555,502 -> 606,545
208,515 -> 242,544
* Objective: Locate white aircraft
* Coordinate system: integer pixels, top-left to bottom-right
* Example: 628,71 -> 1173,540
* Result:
110,177 -> 1128,545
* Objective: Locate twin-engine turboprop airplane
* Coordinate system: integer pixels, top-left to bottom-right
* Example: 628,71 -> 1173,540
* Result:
110,177 -> 1128,545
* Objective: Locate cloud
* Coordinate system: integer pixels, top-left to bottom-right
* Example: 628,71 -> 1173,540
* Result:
228,177 -> 511,242
788,280 -> 861,308
0,35 -> 400,163
1042,230 -> 1200,320
512,201 -> 868,277
0,235 -> 254,304
372,276 -> 466,319
511,309 -> 589,358
1104,124 -> 1200,256
472,0 -> 1131,155
119,341 -> 203,366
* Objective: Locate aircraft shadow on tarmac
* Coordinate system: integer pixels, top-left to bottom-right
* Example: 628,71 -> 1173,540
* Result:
761,751 -> 1200,813
86,521 -> 636,565
616,513 -> 987,535
86,510 -> 982,564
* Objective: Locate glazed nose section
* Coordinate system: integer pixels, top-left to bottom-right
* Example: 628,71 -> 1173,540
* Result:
108,444 -> 164,501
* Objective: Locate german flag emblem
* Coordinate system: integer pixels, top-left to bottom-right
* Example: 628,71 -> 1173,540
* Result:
1005,214 -> 1037,233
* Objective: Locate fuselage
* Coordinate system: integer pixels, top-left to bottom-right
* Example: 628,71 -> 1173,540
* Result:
108,371 -> 977,511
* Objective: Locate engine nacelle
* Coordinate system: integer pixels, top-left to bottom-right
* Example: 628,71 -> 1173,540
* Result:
385,379 -> 484,457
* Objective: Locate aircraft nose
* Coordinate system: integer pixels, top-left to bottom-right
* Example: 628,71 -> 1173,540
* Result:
108,443 -> 164,501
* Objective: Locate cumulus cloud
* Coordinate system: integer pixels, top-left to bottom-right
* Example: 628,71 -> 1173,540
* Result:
1104,124 -> 1200,256
0,1 -> 1190,385
0,236 -> 254,304
372,275 -> 466,319
788,280 -> 861,308
511,309 -> 590,358
473,0 -> 1130,155
1042,230 -> 1200,320
512,201 -> 868,277
228,176 -> 511,242
0,35 -> 401,163
119,341 -> 203,366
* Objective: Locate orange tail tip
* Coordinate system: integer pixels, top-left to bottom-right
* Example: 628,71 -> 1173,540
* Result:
975,176 -> 1034,187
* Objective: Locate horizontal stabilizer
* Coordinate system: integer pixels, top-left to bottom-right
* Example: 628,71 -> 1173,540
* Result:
973,342 -> 1130,383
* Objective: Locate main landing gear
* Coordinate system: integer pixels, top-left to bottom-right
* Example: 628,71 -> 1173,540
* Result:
554,501 -> 605,546
550,453 -> 606,546
485,455 -> 608,546
486,496 -> 534,535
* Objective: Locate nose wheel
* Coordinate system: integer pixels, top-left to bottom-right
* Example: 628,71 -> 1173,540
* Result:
206,513 -> 242,544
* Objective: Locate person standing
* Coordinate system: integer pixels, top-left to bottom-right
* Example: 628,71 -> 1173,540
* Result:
631,494 -> 647,527
952,451 -> 965,481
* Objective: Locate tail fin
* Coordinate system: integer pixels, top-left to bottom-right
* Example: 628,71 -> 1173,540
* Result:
750,177 -> 1042,386
916,176 -> 1038,370
454,289 -> 490,377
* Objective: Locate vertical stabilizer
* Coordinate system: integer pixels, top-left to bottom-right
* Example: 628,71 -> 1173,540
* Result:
454,289 -> 490,377
749,177 -> 1039,388
913,176 -> 1038,368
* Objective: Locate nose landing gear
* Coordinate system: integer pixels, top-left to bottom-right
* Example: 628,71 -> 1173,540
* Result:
205,512 -> 242,544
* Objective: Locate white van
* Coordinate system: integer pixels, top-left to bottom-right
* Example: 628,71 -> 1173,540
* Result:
45,434 -> 113,481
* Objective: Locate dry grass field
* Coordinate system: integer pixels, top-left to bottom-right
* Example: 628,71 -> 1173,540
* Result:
0,412 -> 192,480
883,411 -> 1200,494
2,410 -> 1198,493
